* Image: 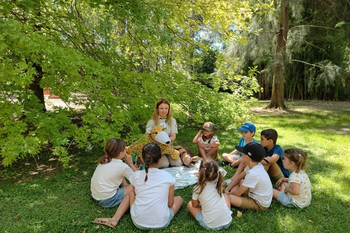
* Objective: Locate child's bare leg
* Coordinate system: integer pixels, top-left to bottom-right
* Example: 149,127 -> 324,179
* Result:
120,178 -> 128,187
170,196 -> 183,215
197,144 -> 207,159
222,153 -> 235,163
224,194 -> 231,208
123,184 -> 133,196
273,189 -> 280,199
231,158 -> 241,167
267,162 -> 283,178
227,195 -> 242,208
187,201 -> 202,218
95,191 -> 134,227
206,148 -> 218,160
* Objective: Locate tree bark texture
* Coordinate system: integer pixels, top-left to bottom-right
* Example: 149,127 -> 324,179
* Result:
268,0 -> 288,109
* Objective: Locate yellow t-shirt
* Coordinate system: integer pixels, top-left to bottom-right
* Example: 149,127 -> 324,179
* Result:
287,170 -> 311,208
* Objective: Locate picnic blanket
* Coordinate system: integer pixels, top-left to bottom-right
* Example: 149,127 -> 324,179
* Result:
163,161 -> 228,190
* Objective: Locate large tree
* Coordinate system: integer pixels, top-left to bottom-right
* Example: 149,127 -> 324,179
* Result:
0,0 -> 254,166
268,0 -> 288,109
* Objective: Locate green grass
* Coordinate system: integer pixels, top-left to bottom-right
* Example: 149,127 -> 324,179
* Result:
1,100 -> 350,232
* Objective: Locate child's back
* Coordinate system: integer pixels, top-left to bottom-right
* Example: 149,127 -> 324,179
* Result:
130,168 -> 175,228
91,159 -> 133,200
193,181 -> 232,228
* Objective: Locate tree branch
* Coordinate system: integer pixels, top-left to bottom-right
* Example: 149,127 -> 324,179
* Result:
290,59 -> 323,68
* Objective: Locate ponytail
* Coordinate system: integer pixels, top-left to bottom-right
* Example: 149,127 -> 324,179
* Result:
98,138 -> 126,164
142,143 -> 162,182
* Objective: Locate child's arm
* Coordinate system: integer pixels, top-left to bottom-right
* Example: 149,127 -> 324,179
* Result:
276,177 -> 289,188
125,154 -> 138,172
231,184 -> 248,197
205,140 -> 220,148
169,133 -> 177,142
284,182 -> 300,195
192,130 -> 202,143
261,154 -> 280,165
168,185 -> 175,208
225,170 -> 246,194
191,199 -> 200,208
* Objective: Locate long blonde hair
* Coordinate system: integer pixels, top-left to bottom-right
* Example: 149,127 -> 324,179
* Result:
193,159 -> 223,197
151,98 -> 172,126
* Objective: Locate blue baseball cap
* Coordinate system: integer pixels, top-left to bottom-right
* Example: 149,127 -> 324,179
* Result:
238,122 -> 256,133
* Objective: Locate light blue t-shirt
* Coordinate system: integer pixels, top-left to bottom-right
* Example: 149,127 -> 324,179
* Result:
237,137 -> 259,156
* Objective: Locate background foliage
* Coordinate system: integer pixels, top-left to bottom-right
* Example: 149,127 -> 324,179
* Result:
0,0 -> 261,166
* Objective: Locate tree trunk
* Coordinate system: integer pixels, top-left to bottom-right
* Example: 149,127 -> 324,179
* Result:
29,63 -> 46,112
268,0 -> 288,109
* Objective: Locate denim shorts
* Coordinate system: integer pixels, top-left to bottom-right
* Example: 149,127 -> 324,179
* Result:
195,210 -> 232,231
132,207 -> 174,230
95,187 -> 125,208
277,184 -> 298,208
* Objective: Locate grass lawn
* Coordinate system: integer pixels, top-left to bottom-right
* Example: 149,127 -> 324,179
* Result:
1,100 -> 350,232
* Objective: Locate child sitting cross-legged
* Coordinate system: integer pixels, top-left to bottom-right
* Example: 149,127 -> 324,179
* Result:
260,129 -> 290,182
187,159 -> 232,230
273,148 -> 311,208
225,142 -> 273,211
91,138 -> 138,209
92,143 -> 183,229
193,122 -> 220,160
221,122 -> 258,167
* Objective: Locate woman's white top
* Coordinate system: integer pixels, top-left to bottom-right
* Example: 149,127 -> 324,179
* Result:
146,117 -> 178,136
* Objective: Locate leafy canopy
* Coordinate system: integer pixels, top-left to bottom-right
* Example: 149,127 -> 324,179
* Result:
0,0 -> 258,166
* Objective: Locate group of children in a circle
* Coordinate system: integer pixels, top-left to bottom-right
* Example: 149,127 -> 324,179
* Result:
91,122 -> 311,230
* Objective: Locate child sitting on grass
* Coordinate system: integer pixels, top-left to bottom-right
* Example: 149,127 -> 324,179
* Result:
259,129 -> 290,181
187,159 -> 232,230
91,138 -> 137,208
225,142 -> 273,211
221,122 -> 258,167
193,122 -> 220,160
273,148 -> 311,208
93,143 -> 183,229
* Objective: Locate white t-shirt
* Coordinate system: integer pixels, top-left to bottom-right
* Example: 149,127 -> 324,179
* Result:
242,163 -> 273,208
192,182 -> 232,229
146,117 -> 178,136
130,168 -> 175,228
287,170 -> 311,208
91,159 -> 134,200
197,135 -> 219,150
